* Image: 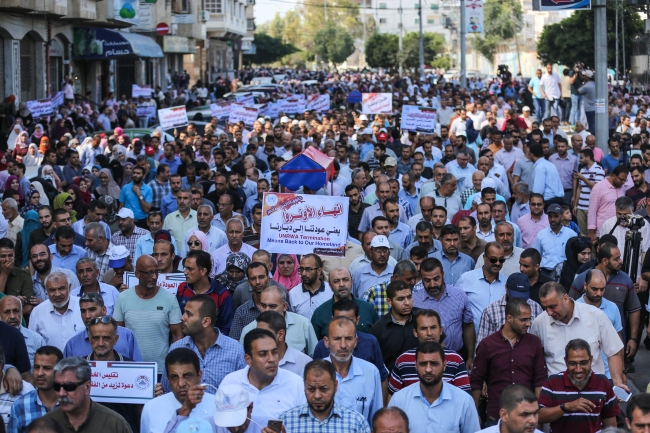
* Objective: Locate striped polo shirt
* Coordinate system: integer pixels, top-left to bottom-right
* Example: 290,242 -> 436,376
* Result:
577,163 -> 606,210
388,348 -> 470,395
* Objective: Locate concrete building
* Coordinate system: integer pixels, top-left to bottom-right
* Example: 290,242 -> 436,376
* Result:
204,0 -> 249,80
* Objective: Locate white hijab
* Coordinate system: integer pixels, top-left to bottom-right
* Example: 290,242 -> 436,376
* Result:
6,124 -> 23,151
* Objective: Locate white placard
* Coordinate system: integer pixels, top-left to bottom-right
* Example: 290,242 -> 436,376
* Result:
362,93 -> 393,114
123,272 -> 186,295
229,103 -> 259,127
235,93 -> 255,105
158,106 -> 188,129
132,84 -> 153,98
89,361 -> 157,404
210,102 -> 231,120
136,105 -> 157,118
307,94 -> 330,113
266,102 -> 280,119
50,91 -> 64,108
400,106 -> 438,133
27,99 -> 53,118
277,98 -> 306,114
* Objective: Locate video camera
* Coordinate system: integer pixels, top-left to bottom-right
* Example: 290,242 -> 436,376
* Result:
618,214 -> 645,231
497,65 -> 509,79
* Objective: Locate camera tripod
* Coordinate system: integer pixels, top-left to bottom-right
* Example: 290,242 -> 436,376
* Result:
622,228 -> 642,283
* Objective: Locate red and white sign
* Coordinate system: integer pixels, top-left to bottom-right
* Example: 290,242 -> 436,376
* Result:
156,23 -> 170,35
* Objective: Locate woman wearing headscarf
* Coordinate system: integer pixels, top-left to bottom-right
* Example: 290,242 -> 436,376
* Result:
121,162 -> 134,186
66,184 -> 87,219
96,168 -> 121,198
73,176 -> 93,205
95,154 -> 110,170
30,123 -> 45,145
273,254 -> 301,290
17,102 -> 33,130
15,210 -> 41,269
29,181 -> 49,206
75,127 -> 87,143
51,118 -> 69,141
38,136 -> 51,155
41,165 -> 63,190
19,189 -> 43,218
111,144 -> 127,163
553,236 -> 593,291
0,153 -> 8,173
5,175 -> 23,200
53,192 -> 77,223
99,194 -> 118,228
108,160 -> 124,186
216,252 -> 251,294
12,131 -> 29,163
7,124 -> 23,151
22,143 -> 43,167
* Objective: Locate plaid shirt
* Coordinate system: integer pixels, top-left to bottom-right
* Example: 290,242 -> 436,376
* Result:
111,226 -> 149,261
7,387 -> 44,433
279,403 -> 370,433
147,178 -> 171,209
229,299 -> 261,341
460,186 -> 479,207
476,294 -> 543,345
86,242 -> 117,278
362,279 -> 390,316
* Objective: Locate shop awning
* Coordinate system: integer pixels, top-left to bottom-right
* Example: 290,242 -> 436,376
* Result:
73,28 -> 164,59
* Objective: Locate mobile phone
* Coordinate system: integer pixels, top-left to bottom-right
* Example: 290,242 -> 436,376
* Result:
267,420 -> 283,433
613,385 -> 631,402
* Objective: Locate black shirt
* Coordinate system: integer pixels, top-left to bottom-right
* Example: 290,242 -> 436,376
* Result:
0,321 -> 31,374
529,272 -> 555,305
348,203 -> 370,240
368,311 -> 419,371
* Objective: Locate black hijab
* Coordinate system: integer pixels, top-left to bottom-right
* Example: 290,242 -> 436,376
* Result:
559,236 -> 593,291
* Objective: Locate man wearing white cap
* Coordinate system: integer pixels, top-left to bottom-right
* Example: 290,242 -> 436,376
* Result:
352,235 -> 395,299
359,128 -> 376,161
111,208 -> 149,262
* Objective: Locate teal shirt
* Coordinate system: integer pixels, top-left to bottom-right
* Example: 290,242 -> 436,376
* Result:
311,296 -> 379,340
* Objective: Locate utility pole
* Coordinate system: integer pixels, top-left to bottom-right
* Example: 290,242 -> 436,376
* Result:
594,0 -> 607,153
324,0 -> 327,23
460,0 -> 467,88
418,3 -> 424,77
615,0 -> 619,80
362,3 -> 366,68
399,0 -> 403,75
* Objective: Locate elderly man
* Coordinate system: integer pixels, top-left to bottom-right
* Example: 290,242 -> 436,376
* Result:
44,357 -> 131,433
84,222 -> 117,279
190,205 -> 227,253
28,272 -> 84,351
427,174 -> 462,222
2,198 -> 23,244
210,219 -> 257,275
30,243 -> 79,304
70,259 -> 119,317
475,222 -> 524,276
353,235 -> 395,299
0,296 -> 45,368
358,182 -> 408,235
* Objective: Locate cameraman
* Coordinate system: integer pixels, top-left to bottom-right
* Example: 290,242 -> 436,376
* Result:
578,70 -> 596,133
499,65 -> 512,90
569,62 -> 584,126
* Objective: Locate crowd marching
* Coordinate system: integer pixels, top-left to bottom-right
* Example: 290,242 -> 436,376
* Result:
0,66 -> 648,433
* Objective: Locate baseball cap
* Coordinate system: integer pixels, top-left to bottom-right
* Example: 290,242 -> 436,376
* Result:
384,156 -> 397,166
116,208 -> 134,219
291,120 -> 299,125
370,235 -> 392,249
108,245 -> 130,269
280,116 -> 290,124
506,273 -> 531,299
359,114 -> 369,121
145,146 -> 155,156
377,132 -> 389,141
213,384 -> 251,427
582,70 -> 594,78
522,106 -> 531,112
546,204 -> 563,214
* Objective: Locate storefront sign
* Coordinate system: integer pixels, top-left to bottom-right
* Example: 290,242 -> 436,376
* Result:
162,36 -> 196,54
171,14 -> 195,24
362,93 -> 393,114
400,106 -> 437,133
27,99 -> 53,118
89,361 -> 157,404
260,193 -> 349,257
158,106 -> 188,129
114,0 -> 140,25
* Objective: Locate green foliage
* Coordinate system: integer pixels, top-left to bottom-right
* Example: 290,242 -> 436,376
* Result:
402,32 -> 445,69
430,54 -> 451,69
470,0 -> 523,62
365,33 -> 399,69
365,31 -> 445,70
248,33 -> 299,65
536,3 -> 643,70
313,25 -> 356,66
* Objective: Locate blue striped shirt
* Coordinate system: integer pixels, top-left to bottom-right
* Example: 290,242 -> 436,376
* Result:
8,390 -> 58,433
279,403 -> 370,433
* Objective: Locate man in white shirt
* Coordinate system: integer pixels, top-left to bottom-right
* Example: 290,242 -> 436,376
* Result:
289,254 -> 333,320
27,271 -> 84,351
540,63 -> 562,119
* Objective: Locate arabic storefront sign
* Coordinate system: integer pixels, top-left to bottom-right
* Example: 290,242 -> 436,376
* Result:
158,106 -> 188,129
132,84 -> 153,98
465,0 -> 484,33
210,102 -> 231,120
362,93 -> 393,114
260,193 -> 349,257
123,272 -> 186,295
229,104 -> 259,127
400,106 -> 438,133
306,94 -> 331,113
27,99 -> 53,118
162,35 -> 196,54
73,28 -> 133,59
89,361 -> 157,404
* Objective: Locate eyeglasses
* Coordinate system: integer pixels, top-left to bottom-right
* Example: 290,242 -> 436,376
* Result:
64,201 -> 73,205
90,316 -> 116,326
515,317 -> 534,324
187,240 -> 202,247
53,380 -> 88,392
488,257 -> 506,264
298,267 -> 318,273
136,269 -> 161,277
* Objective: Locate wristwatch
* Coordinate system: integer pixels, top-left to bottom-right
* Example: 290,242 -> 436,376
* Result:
560,403 -> 568,412
138,195 -> 144,200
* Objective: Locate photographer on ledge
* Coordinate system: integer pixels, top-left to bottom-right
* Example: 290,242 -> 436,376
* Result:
578,69 -> 597,134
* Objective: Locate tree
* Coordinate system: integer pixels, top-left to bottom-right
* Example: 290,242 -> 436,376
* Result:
470,0 -> 523,62
313,25 -> 356,66
402,32 -> 446,69
248,33 -> 299,65
365,33 -> 399,69
536,3 -> 642,70
365,31 -> 445,70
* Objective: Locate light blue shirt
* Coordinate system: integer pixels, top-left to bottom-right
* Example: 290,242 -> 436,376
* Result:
510,201 -> 530,225
446,161 -> 477,195
405,239 -> 443,258
431,251 -> 476,286
529,76 -> 543,99
243,196 -> 260,221
63,326 -> 143,361
134,232 -> 179,262
70,281 -> 120,317
119,182 -> 154,221
576,295 -> 622,379
71,219 -> 112,241
48,244 -> 88,273
20,326 -> 45,370
456,268 -> 507,334
160,193 -> 179,219
532,158 -> 565,200
325,356 -> 383,427
388,222 -> 413,250
352,264 -> 395,299
389,381 -> 481,433
533,226 -> 577,269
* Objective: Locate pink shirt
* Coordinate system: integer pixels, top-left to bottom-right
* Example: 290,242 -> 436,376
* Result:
588,177 -> 632,235
517,213 -> 550,248
591,147 -> 604,162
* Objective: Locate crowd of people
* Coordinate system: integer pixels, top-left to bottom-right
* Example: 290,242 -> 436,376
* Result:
0,66 -> 648,433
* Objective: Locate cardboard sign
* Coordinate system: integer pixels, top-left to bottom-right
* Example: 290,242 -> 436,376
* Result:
132,84 -> 153,98
400,106 -> 437,133
89,361 -> 157,404
362,93 -> 393,114
26,99 -> 53,118
158,106 -> 188,129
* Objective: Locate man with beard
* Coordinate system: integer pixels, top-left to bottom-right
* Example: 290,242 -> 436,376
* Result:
29,243 -> 79,304
432,224 -> 475,286
9,346 -> 62,433
476,385 -> 543,433
382,199 -> 412,250
533,204 -> 577,276
205,173 -> 228,211
71,201 -> 111,242
346,185 -> 370,241
163,189 -> 198,259
323,316 -> 382,425
471,298 -> 546,427
28,272 -> 84,351
70,259 -> 119,316
538,339 -> 619,432
458,216 -> 488,262
388,341 -> 480,433
475,222 -> 523,276
279,359 -> 371,432
358,182 -> 407,235
626,166 -> 649,209
289,254 -> 332,320
211,219 -> 257,275
134,213 -> 179,261
0,296 -> 45,367
352,235 -> 394,299
510,182 -> 531,224
28,207 -> 56,250
161,174 -> 183,219
191,205 -> 227,252
475,203 -> 496,242
119,165 -> 152,229
426,174 -> 461,222
517,194 -> 549,249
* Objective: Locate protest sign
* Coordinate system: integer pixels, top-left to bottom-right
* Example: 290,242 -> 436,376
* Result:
266,102 -> 280,119
136,105 -> 157,118
50,91 -> 64,108
307,94 -> 330,113
277,98 -> 306,114
229,103 -> 258,127
27,99 -> 53,118
132,84 -> 153,98
235,93 -> 255,105
89,361 -> 157,404
260,193 -> 349,257
123,272 -> 186,295
210,102 -> 231,120
362,93 -> 393,114
158,106 -> 188,129
400,106 -> 438,133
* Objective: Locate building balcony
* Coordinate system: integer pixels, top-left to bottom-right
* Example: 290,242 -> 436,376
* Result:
59,0 -> 97,22
0,0 -> 39,13
205,12 -> 247,39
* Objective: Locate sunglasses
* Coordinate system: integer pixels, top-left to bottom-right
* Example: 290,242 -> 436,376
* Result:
488,257 -> 506,264
64,201 -> 73,205
53,380 -> 87,392
90,316 -> 115,326
187,240 -> 202,247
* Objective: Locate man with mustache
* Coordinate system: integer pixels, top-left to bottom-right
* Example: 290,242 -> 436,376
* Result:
538,339 -> 619,432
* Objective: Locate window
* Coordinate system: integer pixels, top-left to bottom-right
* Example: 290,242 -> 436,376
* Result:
414,18 -> 419,23
173,0 -> 189,13
414,2 -> 420,7
430,4 -> 439,9
205,0 -> 222,13
427,18 -> 434,23
379,2 -> 387,7
379,18 -> 387,23
247,0 -> 255,4
247,18 -> 255,31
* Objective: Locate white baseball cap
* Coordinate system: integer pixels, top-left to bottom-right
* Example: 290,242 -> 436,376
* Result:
522,106 -> 531,112
108,245 -> 130,268
370,235 -> 392,249
116,208 -> 134,219
280,116 -> 290,124
359,114 -> 369,121
213,384 -> 250,427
